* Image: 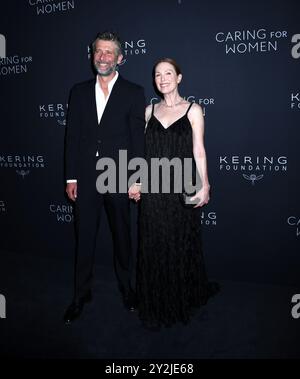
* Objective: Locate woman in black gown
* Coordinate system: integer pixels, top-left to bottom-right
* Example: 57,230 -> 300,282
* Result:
129,58 -> 219,328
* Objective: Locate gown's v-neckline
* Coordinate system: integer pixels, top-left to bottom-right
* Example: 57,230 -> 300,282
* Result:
152,114 -> 187,130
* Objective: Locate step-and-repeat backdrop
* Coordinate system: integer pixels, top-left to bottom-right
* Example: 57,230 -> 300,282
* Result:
0,0 -> 299,285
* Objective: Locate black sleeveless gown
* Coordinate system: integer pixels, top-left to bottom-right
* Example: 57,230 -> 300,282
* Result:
137,103 -> 219,328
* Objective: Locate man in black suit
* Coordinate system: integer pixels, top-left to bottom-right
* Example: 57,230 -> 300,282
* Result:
64,31 -> 145,325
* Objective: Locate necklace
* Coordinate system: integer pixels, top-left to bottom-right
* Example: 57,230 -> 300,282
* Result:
162,98 -> 183,107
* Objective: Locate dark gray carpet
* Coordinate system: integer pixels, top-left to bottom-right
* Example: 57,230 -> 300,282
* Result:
0,249 -> 299,359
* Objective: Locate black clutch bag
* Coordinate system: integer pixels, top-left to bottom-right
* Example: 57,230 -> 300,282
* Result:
178,182 -> 199,208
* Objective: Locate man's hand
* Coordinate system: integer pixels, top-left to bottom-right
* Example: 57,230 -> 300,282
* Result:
66,182 -> 77,202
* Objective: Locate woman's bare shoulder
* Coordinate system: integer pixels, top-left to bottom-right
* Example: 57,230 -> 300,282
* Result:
189,102 -> 203,115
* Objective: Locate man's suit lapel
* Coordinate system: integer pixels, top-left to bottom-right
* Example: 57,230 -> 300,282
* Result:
85,80 -> 99,127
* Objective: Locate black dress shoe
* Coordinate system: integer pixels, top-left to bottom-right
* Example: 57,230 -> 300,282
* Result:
63,291 -> 92,325
122,290 -> 137,312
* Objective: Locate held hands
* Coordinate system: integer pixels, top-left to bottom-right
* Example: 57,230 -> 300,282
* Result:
190,185 -> 210,208
66,182 -> 77,202
128,183 -> 141,202
127,184 -> 210,206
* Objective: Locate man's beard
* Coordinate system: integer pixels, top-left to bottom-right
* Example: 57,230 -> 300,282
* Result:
94,62 -> 118,76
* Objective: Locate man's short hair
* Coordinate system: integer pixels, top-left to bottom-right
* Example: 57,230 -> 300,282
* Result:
92,31 -> 122,55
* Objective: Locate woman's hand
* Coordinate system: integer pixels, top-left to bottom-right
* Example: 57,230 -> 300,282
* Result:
128,183 -> 141,202
190,185 -> 210,208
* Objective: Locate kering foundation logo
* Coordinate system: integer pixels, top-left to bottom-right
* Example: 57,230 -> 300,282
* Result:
215,28 -> 288,55
287,216 -> 300,237
219,155 -> 288,185
0,155 -> 45,177
291,92 -> 300,110
39,103 -> 68,126
123,39 -> 146,57
120,39 -> 147,66
242,174 -> 264,186
49,204 -> 74,223
28,0 -> 76,15
201,211 -> 217,226
291,34 -> 300,59
88,39 -> 147,64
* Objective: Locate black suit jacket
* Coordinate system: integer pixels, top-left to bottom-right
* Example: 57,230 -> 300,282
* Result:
65,75 -> 146,185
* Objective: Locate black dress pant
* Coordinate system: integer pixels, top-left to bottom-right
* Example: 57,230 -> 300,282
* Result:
73,176 -> 132,300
